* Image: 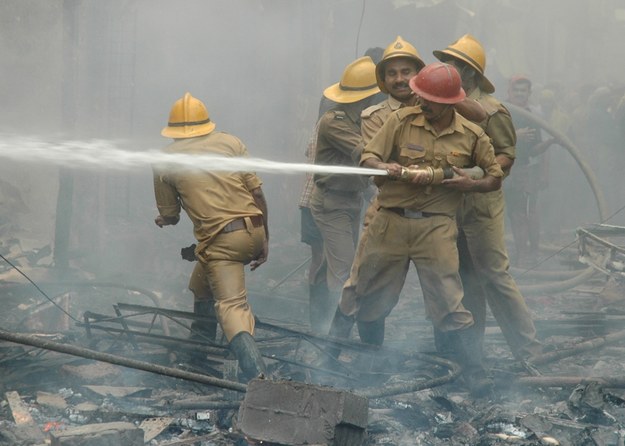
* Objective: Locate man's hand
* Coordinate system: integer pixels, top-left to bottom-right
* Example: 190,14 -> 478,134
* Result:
250,239 -> 269,271
441,167 -> 477,191
382,162 -> 404,179
516,127 -> 538,145
154,215 -> 179,227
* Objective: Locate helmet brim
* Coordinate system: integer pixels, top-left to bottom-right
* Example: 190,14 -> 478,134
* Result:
161,121 -> 216,138
409,75 -> 466,105
433,49 -> 495,94
412,88 -> 466,104
323,82 -> 381,104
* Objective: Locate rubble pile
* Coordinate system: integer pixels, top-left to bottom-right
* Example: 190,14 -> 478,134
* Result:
1,231 -> 625,445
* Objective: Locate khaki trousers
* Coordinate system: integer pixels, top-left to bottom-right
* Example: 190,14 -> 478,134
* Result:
340,208 -> 473,331
457,190 -> 541,359
189,222 -> 265,342
310,188 -> 362,292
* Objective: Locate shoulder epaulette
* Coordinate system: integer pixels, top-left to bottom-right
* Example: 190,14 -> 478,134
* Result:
361,102 -> 386,119
479,94 -> 508,117
332,110 -> 346,120
461,118 -> 487,138
395,105 -> 422,121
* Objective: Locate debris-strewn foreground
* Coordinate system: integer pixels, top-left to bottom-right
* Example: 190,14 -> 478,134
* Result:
1,230 -> 625,446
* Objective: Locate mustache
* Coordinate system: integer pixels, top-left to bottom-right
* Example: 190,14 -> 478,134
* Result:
392,82 -> 409,89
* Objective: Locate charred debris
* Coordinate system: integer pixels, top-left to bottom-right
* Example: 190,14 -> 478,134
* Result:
1,225 -> 625,445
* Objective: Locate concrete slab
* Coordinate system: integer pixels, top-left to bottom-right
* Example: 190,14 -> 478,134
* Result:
49,421 -> 143,446
238,379 -> 368,446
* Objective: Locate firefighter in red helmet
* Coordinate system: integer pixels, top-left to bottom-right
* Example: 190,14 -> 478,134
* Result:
327,62 -> 503,397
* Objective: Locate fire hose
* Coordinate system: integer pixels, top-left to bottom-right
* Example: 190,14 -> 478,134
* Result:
503,102 -> 609,295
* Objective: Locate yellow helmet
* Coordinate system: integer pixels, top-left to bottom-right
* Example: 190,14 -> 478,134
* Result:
376,36 -> 425,94
161,92 -> 216,138
433,34 -> 495,93
323,56 -> 380,104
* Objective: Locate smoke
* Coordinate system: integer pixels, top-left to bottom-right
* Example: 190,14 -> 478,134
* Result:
0,0 -> 624,354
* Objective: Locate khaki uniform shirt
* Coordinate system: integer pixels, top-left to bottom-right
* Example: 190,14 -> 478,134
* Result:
362,97 -> 413,189
361,107 -> 503,216
153,132 -> 263,251
314,107 -> 368,193
469,87 -> 516,164
361,96 -> 406,145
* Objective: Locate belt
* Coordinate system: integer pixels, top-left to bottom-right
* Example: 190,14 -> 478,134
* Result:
221,215 -> 263,233
385,207 -> 438,219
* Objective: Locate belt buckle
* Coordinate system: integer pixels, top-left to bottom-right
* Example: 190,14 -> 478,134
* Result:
403,209 -> 424,219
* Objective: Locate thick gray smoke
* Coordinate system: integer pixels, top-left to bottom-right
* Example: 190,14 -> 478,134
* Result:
0,0 -> 624,312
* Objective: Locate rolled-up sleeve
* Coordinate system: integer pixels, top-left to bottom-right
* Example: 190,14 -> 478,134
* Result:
153,171 -> 181,218
473,133 -> 504,178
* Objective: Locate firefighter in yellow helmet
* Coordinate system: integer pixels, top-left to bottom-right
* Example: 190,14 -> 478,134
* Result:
329,36 -> 425,344
154,92 -> 269,382
360,36 -> 426,144
433,35 -> 544,364
309,56 -> 380,332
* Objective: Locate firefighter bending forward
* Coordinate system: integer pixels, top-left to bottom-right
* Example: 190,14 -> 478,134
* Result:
153,92 -> 269,383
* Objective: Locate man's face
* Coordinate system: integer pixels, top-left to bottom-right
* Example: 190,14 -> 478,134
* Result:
419,98 -> 451,122
508,82 -> 532,106
383,58 -> 419,102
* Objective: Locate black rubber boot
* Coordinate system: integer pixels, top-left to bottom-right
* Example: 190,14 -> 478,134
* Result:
229,332 -> 268,383
309,283 -> 331,333
326,307 -> 355,359
433,327 -> 457,358
357,318 -> 385,346
449,327 -> 493,398
189,300 -> 218,342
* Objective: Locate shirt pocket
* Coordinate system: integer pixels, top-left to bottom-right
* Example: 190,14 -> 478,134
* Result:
446,152 -> 472,168
398,144 -> 427,166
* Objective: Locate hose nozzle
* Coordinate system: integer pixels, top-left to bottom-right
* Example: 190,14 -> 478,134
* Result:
398,166 -> 484,184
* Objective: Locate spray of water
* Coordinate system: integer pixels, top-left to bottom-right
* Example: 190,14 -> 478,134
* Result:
0,135 -> 387,177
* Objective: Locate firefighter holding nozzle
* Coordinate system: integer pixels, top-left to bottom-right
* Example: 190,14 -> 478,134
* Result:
327,63 -> 503,396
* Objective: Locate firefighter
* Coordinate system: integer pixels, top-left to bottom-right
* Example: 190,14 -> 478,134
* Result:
309,56 -> 381,331
328,63 -> 503,396
434,34 -> 543,362
340,36 -> 488,347
340,36 -> 425,345
153,93 -> 269,382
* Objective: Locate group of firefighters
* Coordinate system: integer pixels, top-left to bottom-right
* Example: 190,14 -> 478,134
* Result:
152,34 -> 545,397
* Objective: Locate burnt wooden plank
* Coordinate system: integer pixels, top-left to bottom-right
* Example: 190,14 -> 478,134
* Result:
5,390 -> 47,443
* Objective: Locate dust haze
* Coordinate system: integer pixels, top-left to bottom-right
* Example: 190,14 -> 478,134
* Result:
0,0 -> 624,314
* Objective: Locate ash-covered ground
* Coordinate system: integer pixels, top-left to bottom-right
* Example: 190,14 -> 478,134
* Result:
1,225 -> 625,446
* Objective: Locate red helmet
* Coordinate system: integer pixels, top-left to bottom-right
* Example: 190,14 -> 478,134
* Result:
408,62 -> 466,104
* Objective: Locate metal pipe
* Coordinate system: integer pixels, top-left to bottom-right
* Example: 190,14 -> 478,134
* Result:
0,329 -> 247,393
